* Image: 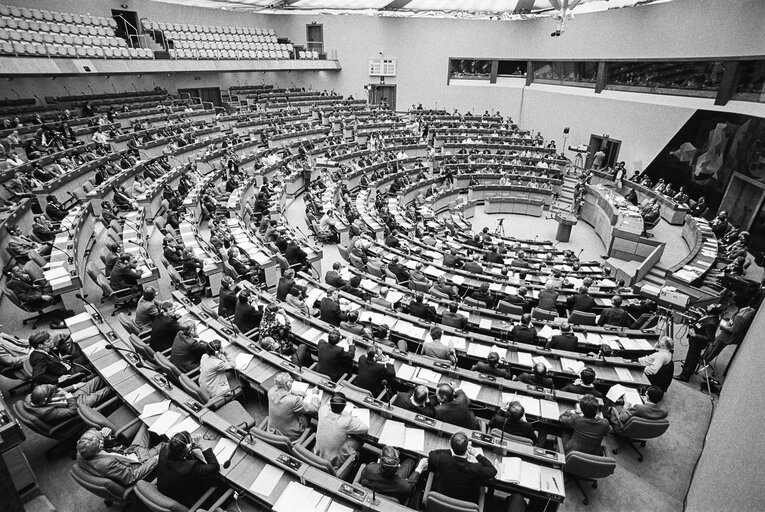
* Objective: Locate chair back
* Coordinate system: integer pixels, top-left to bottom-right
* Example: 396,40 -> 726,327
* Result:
620,417 -> 670,440
3,287 -> 33,313
348,253 -> 365,271
23,260 -> 46,282
274,253 -> 290,272
70,464 -> 130,504
531,308 -> 557,321
425,491 -> 481,512
410,279 -> 430,293
563,450 -> 617,480
463,297 -> 484,308
77,403 -> 118,431
199,302 -> 218,319
367,261 -> 384,278
568,310 -> 597,326
337,378 -> 372,397
429,288 -> 450,299
647,361 -> 674,392
221,258 -> 239,280
133,480 -> 188,512
292,444 -> 337,476
178,373 -> 210,403
118,313 -> 141,336
337,245 -> 350,262
249,426 -> 294,453
129,335 -> 157,362
86,262 -> 102,283
154,353 -> 183,385
96,274 -> 114,295
496,300 -> 523,316
488,429 -> 533,445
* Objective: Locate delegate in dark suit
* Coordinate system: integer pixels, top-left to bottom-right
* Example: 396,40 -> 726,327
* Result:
545,333 -> 579,351
427,449 -> 497,503
435,390 -> 478,429
29,349 -> 70,384
316,339 -> 354,382
391,389 -> 436,418
568,292 -> 596,313
409,300 -> 438,322
355,354 -> 395,397
157,444 -> 219,508
319,296 -> 346,326
559,411 -> 610,455
597,306 -> 631,327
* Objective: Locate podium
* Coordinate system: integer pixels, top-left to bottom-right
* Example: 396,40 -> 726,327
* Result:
554,212 -> 578,242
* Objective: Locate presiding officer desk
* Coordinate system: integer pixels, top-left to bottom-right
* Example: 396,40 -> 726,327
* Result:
67,311 -> 410,512
589,170 -> 690,225
170,290 -> 568,508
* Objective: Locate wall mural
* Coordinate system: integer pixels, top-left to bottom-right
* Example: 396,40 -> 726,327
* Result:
644,110 -> 765,212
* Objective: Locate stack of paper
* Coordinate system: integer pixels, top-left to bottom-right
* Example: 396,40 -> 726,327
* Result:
396,364 -> 417,381
496,457 -> 542,490
467,343 -> 491,358
249,464 -> 285,498
606,384 -> 627,402
459,381 -> 482,400
235,353 -> 254,371
140,400 -> 171,419
516,352 -> 534,366
148,410 -> 182,434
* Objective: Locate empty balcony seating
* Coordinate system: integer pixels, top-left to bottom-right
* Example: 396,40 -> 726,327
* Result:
141,20 -> 293,60
0,4 -> 152,59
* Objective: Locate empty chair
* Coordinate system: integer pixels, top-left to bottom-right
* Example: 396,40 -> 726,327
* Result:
292,443 -> 357,480
178,374 -> 254,429
611,417 -> 670,461
422,472 -> 485,512
568,310 -> 597,326
562,449 -> 617,505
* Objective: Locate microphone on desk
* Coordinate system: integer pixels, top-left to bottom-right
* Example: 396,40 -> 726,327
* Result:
223,430 -> 255,469
104,344 -> 144,367
576,249 -> 584,259
381,379 -> 391,406
75,294 -> 104,324
50,244 -> 74,264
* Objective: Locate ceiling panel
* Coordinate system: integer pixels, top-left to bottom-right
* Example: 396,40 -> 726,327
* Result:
290,0 -> 395,8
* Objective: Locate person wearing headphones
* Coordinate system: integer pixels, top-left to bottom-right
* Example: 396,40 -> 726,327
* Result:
488,400 -> 538,444
26,377 -> 112,424
434,383 -> 479,430
150,301 -> 183,352
315,392 -> 368,468
561,367 -> 603,399
607,386 -> 668,433
157,431 -> 219,508
75,425 -> 160,486
360,445 -> 428,505
170,321 -> 206,373
317,329 -> 355,382
427,432 -> 497,504
470,351 -> 512,379
267,372 -> 321,442
198,340 -> 234,398
356,346 -> 395,398
515,363 -> 554,389
390,385 -> 436,417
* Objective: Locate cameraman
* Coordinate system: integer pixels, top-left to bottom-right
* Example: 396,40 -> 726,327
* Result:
675,305 -> 721,382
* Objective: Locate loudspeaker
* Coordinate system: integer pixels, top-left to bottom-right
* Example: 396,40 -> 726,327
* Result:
563,127 -> 570,134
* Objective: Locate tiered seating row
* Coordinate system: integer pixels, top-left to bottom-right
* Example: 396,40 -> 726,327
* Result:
0,4 -> 153,59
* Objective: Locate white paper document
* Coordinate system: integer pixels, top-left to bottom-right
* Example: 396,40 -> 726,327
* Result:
124,383 -> 155,405
212,437 -> 238,465
148,410 -> 182,435
166,416 -> 201,438
101,359 -> 129,378
140,400 -> 171,419
250,464 -> 285,497
70,325 -> 101,342
235,353 -> 254,371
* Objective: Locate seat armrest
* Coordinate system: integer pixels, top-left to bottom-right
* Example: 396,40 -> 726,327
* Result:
477,486 -> 486,512
353,463 -> 366,485
188,485 -> 219,512
336,451 -> 357,481
300,432 -> 316,448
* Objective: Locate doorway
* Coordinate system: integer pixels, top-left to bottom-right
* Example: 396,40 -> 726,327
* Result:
368,84 -> 396,111
111,10 -> 140,48
178,87 -> 222,107
586,134 -> 622,169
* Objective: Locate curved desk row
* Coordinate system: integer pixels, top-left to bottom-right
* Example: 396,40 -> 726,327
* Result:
68,312 -> 409,512
666,215 -> 718,286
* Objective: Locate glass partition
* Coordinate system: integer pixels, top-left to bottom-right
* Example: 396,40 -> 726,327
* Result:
449,59 -> 492,80
497,60 -> 527,77
606,61 -> 724,97
532,61 -> 598,87
733,60 -> 765,103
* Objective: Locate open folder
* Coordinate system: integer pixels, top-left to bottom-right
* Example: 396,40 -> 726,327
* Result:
377,420 -> 425,451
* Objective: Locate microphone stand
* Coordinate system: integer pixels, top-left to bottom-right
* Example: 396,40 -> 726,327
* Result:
75,293 -> 104,324
223,430 -> 255,469
49,244 -> 74,264
105,344 -> 144,367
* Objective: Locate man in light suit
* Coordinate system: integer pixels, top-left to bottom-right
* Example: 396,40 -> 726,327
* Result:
76,426 -> 160,486
608,386 -> 668,433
